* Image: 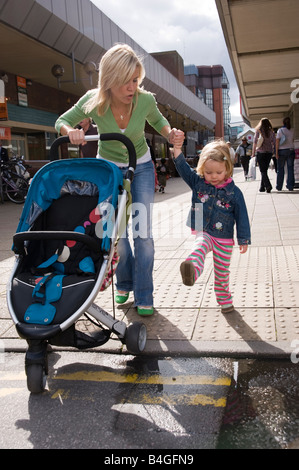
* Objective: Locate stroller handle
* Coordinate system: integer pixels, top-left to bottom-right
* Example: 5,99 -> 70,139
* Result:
50,133 -> 137,182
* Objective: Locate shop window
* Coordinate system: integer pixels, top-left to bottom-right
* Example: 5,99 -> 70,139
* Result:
27,132 -> 46,160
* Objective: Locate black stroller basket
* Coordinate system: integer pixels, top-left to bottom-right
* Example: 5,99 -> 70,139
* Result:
7,134 -> 147,393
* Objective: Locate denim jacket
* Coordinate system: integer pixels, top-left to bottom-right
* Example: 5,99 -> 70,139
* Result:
174,153 -> 251,245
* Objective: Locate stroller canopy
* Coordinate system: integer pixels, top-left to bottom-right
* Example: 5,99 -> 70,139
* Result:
15,158 -> 124,252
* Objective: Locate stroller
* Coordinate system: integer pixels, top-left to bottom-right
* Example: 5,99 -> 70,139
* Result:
6,134 -> 147,393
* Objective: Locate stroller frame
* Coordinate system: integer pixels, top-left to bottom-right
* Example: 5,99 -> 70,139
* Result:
6,134 -> 147,393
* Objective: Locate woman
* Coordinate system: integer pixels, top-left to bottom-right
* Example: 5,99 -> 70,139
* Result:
251,118 -> 276,193
275,117 -> 295,191
55,43 -> 184,316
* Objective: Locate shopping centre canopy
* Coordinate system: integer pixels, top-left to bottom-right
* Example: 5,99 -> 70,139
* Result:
0,0 -> 215,132
216,0 -> 299,128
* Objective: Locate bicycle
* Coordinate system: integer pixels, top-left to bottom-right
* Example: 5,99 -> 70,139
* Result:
9,155 -> 31,182
0,160 -> 29,204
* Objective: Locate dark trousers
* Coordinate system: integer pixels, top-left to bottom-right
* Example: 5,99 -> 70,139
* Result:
240,156 -> 250,177
256,152 -> 272,191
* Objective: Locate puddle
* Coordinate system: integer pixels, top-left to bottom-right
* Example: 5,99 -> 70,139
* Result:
217,359 -> 299,449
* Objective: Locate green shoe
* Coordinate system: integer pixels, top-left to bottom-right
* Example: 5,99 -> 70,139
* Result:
137,306 -> 154,316
115,291 -> 129,304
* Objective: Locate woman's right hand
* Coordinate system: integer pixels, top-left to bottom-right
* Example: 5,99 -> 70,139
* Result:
67,127 -> 86,146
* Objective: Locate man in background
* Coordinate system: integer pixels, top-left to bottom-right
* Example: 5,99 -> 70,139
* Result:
77,118 -> 98,158
0,140 -> 8,162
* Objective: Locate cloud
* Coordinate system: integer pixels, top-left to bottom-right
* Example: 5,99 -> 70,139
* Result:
91,0 -> 242,121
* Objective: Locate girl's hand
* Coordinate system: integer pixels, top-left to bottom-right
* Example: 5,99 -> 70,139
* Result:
172,130 -> 185,159
173,130 -> 185,147
168,129 -> 185,146
239,245 -> 248,254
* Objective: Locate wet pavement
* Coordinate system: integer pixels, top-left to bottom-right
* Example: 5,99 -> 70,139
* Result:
217,359 -> 299,449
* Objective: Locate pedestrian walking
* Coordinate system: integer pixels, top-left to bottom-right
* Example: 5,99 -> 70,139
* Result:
77,118 -> 98,158
146,138 -> 159,191
226,141 -> 236,166
275,117 -> 295,191
156,158 -> 169,193
0,140 -> 8,162
172,138 -> 251,314
235,137 -> 252,180
251,117 -> 276,193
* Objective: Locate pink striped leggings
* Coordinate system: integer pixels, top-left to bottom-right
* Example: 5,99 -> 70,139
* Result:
187,232 -> 234,307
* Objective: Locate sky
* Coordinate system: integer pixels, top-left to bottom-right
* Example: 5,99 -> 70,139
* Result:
90,0 -> 242,123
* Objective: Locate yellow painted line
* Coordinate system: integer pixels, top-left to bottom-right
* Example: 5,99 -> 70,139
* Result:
49,388 -> 226,407
54,371 -> 231,386
51,389 -> 70,400
127,393 -> 227,407
0,388 -> 24,398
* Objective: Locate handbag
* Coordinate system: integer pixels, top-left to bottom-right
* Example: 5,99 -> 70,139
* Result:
248,157 -> 256,180
256,132 -> 264,149
279,128 -> 286,146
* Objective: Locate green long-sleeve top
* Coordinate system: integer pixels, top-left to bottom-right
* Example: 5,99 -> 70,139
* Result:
55,89 -> 169,164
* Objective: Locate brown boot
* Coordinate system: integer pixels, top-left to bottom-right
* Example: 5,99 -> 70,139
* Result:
180,260 -> 195,286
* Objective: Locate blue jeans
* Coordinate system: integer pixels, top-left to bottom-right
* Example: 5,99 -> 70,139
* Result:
276,149 -> 295,190
116,160 -> 155,306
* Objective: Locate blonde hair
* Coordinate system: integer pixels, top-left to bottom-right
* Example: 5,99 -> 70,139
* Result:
196,139 -> 233,178
83,44 -> 145,115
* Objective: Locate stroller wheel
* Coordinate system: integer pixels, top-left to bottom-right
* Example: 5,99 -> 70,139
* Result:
26,364 -> 47,394
125,322 -> 147,354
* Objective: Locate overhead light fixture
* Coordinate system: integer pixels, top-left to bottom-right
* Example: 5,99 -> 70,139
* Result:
51,52 -> 97,88
181,113 -> 188,126
0,72 -> 8,83
164,104 -> 172,120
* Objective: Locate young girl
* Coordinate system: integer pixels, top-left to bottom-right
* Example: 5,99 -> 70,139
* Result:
173,138 -> 251,313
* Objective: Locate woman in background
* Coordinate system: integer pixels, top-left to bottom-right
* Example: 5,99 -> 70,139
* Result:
275,117 -> 295,191
251,117 -> 276,193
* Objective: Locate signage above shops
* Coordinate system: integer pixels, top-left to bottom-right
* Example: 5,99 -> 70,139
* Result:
0,79 -> 8,120
0,127 -> 11,140
17,76 -> 28,107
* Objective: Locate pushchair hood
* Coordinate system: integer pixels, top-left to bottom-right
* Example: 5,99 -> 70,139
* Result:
15,157 -> 123,253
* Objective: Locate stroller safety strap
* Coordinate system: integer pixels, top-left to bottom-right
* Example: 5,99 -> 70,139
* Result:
24,272 -> 65,325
